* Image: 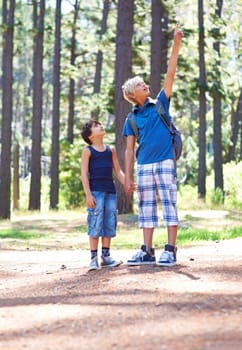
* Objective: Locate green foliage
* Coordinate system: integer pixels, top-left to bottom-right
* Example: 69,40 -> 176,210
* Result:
59,139 -> 85,209
211,187 -> 224,205
207,161 -> 242,209
223,161 -> 242,209
179,161 -> 242,210
2,0 -> 241,214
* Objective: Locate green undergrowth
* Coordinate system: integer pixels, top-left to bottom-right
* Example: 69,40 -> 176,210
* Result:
0,218 -> 241,250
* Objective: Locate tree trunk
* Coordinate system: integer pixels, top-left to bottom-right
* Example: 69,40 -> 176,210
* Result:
93,0 -> 110,94
198,0 -> 207,199
0,0 -> 15,219
213,0 -> 224,197
150,0 -> 168,96
29,0 -> 45,210
114,0 -> 134,214
67,0 -> 80,144
227,88 -> 242,162
13,144 -> 19,210
50,0 -> 61,209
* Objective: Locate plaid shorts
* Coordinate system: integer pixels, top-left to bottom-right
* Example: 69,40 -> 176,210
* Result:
137,159 -> 179,227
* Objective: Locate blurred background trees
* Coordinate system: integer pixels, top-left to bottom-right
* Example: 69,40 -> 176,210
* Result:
0,0 -> 241,218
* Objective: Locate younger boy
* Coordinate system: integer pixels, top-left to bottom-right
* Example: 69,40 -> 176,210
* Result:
81,120 -> 125,270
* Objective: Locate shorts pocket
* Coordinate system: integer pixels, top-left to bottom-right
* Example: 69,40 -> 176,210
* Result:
87,207 -> 101,237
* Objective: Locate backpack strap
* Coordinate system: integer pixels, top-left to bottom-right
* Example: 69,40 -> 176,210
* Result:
127,112 -> 139,143
155,100 -> 172,132
155,99 -> 178,175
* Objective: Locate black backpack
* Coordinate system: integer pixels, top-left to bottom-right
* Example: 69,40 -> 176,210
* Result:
127,99 -> 182,161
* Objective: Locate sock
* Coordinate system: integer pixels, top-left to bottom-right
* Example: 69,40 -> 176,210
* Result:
91,250 -> 98,259
102,247 -> 110,257
144,245 -> 154,255
165,244 -> 175,252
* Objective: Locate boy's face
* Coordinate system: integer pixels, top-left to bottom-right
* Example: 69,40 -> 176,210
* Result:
133,80 -> 150,100
89,121 -> 105,140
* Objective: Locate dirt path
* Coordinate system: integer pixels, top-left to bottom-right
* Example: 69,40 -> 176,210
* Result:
0,238 -> 242,350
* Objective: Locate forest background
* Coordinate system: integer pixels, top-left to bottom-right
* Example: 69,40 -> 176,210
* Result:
0,0 -> 241,220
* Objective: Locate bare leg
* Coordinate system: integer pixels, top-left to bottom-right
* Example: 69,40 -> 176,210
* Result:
101,236 -> 111,248
167,225 -> 178,246
143,227 -> 154,247
89,237 -> 99,251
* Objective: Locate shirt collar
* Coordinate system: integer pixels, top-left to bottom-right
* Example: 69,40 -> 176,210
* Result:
132,97 -> 157,113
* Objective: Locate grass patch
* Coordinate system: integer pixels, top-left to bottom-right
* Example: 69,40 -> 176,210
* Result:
163,226 -> 242,247
0,210 -> 241,250
76,225 -> 89,233
0,230 -> 44,240
111,224 -> 242,249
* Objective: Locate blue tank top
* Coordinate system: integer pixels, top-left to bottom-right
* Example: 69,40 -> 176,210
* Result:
88,145 -> 116,193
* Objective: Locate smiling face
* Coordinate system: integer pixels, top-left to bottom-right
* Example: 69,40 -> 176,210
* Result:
133,80 -> 150,104
122,76 -> 150,106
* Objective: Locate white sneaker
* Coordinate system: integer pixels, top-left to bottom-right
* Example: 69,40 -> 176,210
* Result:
89,256 -> 99,271
127,245 -> 156,266
157,244 -> 177,267
101,256 -> 121,268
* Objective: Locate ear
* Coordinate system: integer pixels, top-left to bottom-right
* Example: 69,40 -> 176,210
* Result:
129,92 -> 136,103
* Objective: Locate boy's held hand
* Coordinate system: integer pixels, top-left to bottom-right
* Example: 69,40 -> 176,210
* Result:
124,179 -> 136,195
86,194 -> 96,208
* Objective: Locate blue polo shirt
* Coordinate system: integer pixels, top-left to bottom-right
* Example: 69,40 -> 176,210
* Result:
122,89 -> 173,164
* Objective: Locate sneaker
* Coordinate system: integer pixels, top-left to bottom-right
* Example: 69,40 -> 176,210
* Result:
89,256 -> 99,271
101,256 -> 121,268
127,245 -> 156,266
157,244 -> 177,267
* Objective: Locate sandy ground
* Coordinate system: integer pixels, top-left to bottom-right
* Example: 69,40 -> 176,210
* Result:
0,238 -> 242,350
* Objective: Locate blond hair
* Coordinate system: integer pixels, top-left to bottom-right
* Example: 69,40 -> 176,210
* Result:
122,76 -> 144,104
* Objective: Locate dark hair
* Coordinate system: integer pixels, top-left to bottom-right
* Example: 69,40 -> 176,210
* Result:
81,120 -> 101,145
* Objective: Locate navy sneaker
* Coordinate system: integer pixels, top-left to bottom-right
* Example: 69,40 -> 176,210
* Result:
157,244 -> 177,267
127,245 -> 156,266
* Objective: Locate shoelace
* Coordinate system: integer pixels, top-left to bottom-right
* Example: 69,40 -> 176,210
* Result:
132,249 -> 146,259
160,250 -> 173,261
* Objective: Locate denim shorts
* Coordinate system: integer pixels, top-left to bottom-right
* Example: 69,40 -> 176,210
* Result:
87,191 -> 117,238
137,159 -> 179,227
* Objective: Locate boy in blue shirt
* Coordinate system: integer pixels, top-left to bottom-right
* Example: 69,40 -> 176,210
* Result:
81,120 -> 125,270
122,24 -> 183,267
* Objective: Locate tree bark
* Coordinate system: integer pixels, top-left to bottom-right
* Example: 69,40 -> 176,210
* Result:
0,0 -> 15,219
50,0 -> 61,209
198,0 -> 207,199
93,0 -> 110,94
13,144 -> 19,210
114,0 -> 134,214
29,0 -> 45,210
150,0 -> 168,96
213,0 -> 224,197
67,0 -> 80,144
227,88 -> 242,162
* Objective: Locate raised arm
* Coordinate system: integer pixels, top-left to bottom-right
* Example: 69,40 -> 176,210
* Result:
163,23 -> 183,99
